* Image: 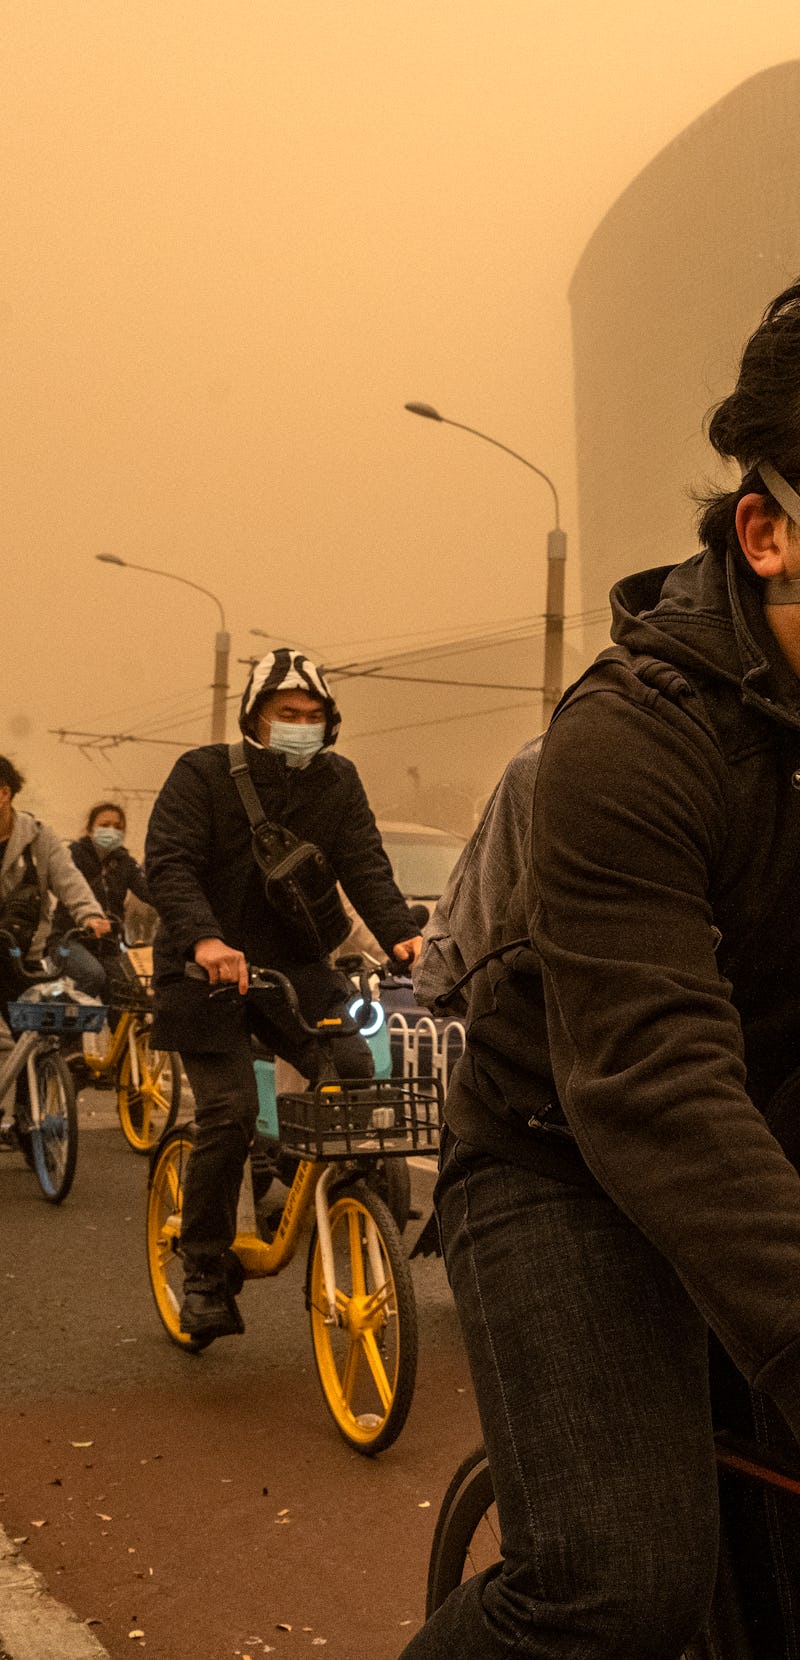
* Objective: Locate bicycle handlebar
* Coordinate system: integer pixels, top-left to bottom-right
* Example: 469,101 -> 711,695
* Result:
184,959 -> 376,1038
0,924 -> 99,985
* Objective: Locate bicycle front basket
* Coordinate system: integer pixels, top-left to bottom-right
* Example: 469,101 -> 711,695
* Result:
277,1076 -> 442,1161
7,998 -> 109,1034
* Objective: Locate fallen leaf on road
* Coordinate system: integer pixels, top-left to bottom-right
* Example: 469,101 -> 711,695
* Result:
71,1440 -> 93,1448
31,1519 -> 48,1528
311,1641 -> 327,1647
277,1508 -> 289,1517
50,1477 -> 62,1486
13,1536 -> 28,1545
275,1623 -> 292,1632
96,1513 -> 112,1522
418,1501 -> 430,1508
128,1630 -> 145,1640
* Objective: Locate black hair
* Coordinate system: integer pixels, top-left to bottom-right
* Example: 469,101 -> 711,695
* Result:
697,278 -> 800,553
86,800 -> 126,833
0,755 -> 25,797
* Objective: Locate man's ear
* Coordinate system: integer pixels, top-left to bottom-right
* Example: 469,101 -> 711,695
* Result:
736,492 -> 792,578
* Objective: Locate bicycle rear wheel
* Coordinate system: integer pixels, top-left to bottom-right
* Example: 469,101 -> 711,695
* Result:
146,1126 -> 203,1350
307,1181 -> 417,1455
117,1028 -> 182,1153
27,1049 -> 78,1203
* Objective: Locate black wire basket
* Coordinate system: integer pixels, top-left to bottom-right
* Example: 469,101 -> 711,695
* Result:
105,951 -> 153,1015
277,1076 -> 442,1162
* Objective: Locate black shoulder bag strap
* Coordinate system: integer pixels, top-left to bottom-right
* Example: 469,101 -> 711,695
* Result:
227,742 -> 350,958
229,740 -> 273,835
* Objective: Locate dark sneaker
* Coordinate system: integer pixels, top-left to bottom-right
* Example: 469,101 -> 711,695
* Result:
179,1287 -> 245,1339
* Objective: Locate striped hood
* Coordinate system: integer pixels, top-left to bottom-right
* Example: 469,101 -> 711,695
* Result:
239,648 -> 341,750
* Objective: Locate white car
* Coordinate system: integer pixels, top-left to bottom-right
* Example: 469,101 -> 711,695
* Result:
378,820 -> 466,913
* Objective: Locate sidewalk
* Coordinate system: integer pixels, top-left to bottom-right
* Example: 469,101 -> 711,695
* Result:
0,1525 -> 111,1660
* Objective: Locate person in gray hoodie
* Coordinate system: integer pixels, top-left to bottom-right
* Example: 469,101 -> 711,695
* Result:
0,756 -> 109,983
402,280 -> 800,1659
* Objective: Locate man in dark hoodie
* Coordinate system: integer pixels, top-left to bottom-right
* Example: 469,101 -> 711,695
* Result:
401,280 -> 800,1660
146,649 -> 421,1342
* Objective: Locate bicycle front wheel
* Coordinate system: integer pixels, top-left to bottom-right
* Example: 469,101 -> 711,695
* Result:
146,1127 -> 201,1350
117,1028 -> 182,1153
29,1048 -> 78,1204
426,1446 -> 498,1616
365,1156 -> 412,1233
424,1448 -> 719,1660
307,1181 -> 417,1455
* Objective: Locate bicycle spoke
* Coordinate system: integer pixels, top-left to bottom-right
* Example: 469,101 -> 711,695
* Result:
147,1086 -> 170,1117
339,1334 -> 363,1406
359,1328 -> 394,1413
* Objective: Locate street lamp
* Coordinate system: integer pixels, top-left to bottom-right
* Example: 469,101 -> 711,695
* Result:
96,554 -> 231,742
404,401 -> 566,725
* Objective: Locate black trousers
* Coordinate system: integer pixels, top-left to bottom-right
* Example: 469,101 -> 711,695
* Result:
179,964 -> 373,1283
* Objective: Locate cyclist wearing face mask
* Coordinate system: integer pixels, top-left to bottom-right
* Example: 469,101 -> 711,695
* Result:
145,647 -> 423,1342
49,802 -> 151,996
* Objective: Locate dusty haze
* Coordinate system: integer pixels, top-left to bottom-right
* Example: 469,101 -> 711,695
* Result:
4,2 -> 799,848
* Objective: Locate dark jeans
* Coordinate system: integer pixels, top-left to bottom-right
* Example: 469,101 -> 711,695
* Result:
57,939 -> 107,1000
401,1133 -> 721,1660
179,967 -> 373,1286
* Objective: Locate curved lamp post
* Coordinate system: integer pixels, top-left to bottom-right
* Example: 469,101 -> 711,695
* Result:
404,401 -> 566,725
96,554 -> 230,742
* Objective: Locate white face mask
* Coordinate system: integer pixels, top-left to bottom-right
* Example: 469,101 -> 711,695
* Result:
92,826 -> 124,853
267,720 -> 325,769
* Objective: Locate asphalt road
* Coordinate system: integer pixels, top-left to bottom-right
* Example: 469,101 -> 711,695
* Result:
0,1088 -> 480,1660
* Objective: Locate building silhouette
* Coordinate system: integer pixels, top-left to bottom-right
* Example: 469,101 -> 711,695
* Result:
569,60 -> 800,623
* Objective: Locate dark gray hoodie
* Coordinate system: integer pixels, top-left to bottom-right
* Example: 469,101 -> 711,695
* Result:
424,544 -> 800,1439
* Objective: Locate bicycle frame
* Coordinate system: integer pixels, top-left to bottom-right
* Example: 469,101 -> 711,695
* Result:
81,1008 -> 139,1081
158,1147 -> 375,1331
0,1029 -> 50,1127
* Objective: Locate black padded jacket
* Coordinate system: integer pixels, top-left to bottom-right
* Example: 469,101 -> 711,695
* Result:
145,741 -> 417,1050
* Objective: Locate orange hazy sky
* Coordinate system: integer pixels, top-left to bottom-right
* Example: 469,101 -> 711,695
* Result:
4,2 -> 800,840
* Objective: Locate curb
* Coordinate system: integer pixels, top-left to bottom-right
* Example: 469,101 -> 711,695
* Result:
0,1525 -> 111,1660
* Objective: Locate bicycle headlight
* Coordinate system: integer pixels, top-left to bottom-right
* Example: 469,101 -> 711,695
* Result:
347,996 -> 385,1038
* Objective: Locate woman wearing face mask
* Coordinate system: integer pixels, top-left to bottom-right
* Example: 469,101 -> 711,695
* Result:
49,803 -> 151,997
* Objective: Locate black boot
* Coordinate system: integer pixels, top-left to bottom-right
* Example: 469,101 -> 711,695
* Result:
180,1255 -> 245,1340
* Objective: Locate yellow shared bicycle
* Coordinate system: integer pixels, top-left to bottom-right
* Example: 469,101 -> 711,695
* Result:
146,964 -> 441,1455
75,939 -> 182,1153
